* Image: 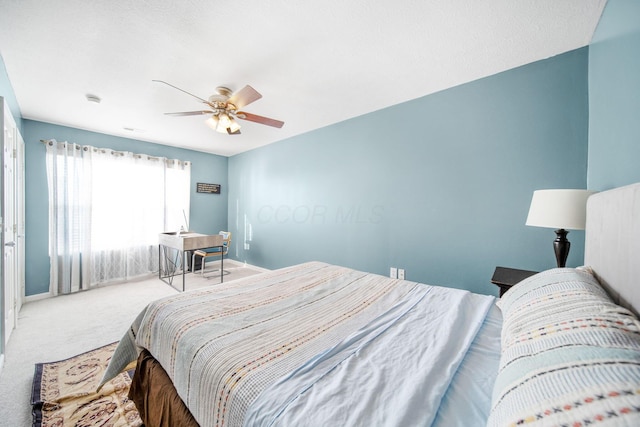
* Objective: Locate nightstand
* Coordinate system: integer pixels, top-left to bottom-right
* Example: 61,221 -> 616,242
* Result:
491,266 -> 538,297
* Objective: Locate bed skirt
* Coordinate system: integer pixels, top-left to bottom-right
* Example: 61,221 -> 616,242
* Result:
129,349 -> 199,427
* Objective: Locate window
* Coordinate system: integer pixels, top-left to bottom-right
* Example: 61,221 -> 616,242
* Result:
45,141 -> 190,294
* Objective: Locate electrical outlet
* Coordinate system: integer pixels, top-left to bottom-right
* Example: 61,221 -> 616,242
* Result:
390,267 -> 397,279
398,269 -> 405,280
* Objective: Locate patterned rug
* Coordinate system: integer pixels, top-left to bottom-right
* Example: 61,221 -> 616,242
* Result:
31,342 -> 142,427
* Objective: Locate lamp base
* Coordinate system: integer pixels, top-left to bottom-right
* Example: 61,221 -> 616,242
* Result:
553,228 -> 570,268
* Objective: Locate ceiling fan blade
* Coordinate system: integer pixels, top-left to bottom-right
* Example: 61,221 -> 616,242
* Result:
237,111 -> 284,128
228,85 -> 262,110
153,80 -> 209,104
164,110 -> 212,116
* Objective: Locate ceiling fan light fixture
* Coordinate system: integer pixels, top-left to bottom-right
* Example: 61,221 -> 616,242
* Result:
155,80 -> 283,136
216,113 -> 231,133
215,112 -> 240,134
205,115 -> 219,130
228,117 -> 241,134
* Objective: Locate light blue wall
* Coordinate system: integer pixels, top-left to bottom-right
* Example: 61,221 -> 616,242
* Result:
588,0 -> 640,190
24,120 -> 228,295
229,49 -> 590,296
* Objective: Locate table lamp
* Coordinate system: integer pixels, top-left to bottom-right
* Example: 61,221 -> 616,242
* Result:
525,189 -> 595,268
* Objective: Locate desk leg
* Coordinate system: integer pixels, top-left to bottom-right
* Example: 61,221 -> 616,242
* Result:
158,245 -> 185,292
221,251 -> 224,283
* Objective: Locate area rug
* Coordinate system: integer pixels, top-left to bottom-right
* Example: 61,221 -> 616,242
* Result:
31,342 -> 142,427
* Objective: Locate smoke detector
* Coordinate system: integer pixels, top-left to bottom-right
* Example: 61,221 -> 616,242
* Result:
85,94 -> 101,103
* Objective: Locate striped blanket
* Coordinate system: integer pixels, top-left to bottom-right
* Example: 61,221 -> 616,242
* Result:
101,262 -> 494,427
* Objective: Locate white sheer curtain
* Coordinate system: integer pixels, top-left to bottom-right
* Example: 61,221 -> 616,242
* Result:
45,140 -> 191,295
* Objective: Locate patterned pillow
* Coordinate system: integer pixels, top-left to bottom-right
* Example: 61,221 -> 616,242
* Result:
488,268 -> 640,427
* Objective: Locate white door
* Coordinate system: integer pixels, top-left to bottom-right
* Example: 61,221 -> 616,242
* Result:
2,100 -> 20,345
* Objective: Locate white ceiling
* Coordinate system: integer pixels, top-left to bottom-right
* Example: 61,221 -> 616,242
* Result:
0,0 -> 607,157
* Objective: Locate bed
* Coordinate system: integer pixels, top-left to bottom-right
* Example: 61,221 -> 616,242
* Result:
100,182 -> 640,427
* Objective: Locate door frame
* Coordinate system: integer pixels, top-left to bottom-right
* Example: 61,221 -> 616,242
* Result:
1,97 -> 25,353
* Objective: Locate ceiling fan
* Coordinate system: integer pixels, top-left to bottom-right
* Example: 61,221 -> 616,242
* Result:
153,80 -> 284,135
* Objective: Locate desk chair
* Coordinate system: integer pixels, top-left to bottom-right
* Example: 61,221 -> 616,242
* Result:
192,231 -> 231,277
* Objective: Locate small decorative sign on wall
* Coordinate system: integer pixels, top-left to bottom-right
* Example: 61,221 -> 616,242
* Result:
197,183 -> 221,194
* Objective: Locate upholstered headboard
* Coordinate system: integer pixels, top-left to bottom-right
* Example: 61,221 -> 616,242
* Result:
584,182 -> 640,317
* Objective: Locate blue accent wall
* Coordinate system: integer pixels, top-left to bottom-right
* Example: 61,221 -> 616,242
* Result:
588,0 -> 640,190
229,49 -> 590,296
23,120 -> 228,295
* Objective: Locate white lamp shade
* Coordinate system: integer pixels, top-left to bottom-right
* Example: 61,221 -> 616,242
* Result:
526,189 -> 596,230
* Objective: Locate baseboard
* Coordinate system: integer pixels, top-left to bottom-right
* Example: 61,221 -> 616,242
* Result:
225,259 -> 270,272
22,263 -> 267,303
242,261 -> 270,272
24,291 -> 52,303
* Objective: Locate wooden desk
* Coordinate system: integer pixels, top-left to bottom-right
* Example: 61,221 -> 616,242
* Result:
158,232 -> 224,291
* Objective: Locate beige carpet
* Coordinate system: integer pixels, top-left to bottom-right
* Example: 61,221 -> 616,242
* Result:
0,260 -> 266,427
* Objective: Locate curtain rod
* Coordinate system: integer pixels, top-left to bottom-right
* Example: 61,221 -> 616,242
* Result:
40,139 -> 190,164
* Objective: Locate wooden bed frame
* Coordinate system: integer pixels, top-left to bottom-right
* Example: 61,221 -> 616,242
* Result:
584,182 -> 640,317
